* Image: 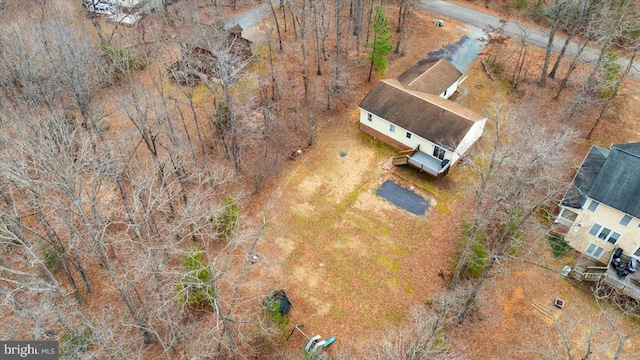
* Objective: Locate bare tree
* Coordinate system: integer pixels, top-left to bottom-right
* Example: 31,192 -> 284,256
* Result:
539,0 -> 570,87
450,103 -> 577,323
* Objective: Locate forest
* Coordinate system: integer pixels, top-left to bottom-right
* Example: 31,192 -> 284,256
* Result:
1,0 -> 640,359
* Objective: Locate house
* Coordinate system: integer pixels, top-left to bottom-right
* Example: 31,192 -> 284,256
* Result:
167,23 -> 254,86
557,143 -> 640,300
558,143 -> 640,262
83,0 -> 168,15
358,58 -> 487,177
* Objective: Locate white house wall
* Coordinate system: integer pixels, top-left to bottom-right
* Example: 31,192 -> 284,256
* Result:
451,118 -> 486,165
114,0 -> 165,12
359,108 -> 452,162
441,82 -> 459,100
564,199 -> 640,262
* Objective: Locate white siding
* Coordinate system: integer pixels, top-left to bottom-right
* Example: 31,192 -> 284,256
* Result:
451,117 -> 486,165
441,82 -> 458,100
359,108 -> 452,162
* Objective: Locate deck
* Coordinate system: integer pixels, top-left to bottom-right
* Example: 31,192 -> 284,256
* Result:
404,151 -> 450,177
571,252 -> 640,301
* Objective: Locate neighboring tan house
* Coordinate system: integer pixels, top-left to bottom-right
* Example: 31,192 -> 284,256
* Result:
168,23 -> 254,85
358,58 -> 487,177
83,0 -> 167,15
557,143 -> 640,263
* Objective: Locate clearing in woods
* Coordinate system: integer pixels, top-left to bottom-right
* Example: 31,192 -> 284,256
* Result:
249,7 -> 640,359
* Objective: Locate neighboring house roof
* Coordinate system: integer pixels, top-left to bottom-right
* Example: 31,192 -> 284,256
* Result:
174,22 -> 252,56
563,143 -> 640,218
358,78 -> 485,150
562,145 -> 609,208
397,58 -> 463,95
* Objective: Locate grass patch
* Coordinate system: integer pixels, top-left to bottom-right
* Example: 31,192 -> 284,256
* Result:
548,235 -> 570,258
377,254 -> 400,271
435,203 -> 449,214
342,185 -> 366,208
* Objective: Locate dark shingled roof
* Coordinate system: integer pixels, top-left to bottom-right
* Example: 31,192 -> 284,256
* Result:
562,145 -> 609,208
358,79 -> 485,149
396,58 -> 463,95
563,143 -> 640,218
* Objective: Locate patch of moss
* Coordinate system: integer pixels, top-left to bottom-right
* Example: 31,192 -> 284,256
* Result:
435,203 -> 449,214
377,254 -> 400,271
386,276 -> 400,292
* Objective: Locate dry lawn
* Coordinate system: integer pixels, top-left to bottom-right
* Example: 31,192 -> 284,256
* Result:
247,5 -> 640,360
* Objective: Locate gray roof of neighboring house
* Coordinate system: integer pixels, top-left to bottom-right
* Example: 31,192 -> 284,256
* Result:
358,79 -> 485,150
562,143 -> 640,218
396,58 -> 463,95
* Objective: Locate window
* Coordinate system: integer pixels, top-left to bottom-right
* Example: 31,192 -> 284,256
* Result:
389,124 -> 395,133
587,200 -> 599,212
634,247 -> 640,257
433,146 -> 446,160
367,113 -> 372,121
586,243 -> 604,259
620,214 -> 632,226
608,232 -> 621,244
406,132 -> 412,139
589,223 -> 621,244
558,208 -> 578,223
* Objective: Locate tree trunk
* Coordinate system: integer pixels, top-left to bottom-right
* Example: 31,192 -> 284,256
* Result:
587,52 -> 635,139
539,1 -> 567,87
549,0 -> 591,79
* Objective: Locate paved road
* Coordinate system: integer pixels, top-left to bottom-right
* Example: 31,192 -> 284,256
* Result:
419,0 -> 640,80
223,2 -> 269,31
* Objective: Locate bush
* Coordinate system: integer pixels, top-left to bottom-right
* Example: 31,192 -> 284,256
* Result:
213,196 -> 240,241
548,235 -> 569,258
174,250 -> 215,311
211,101 -> 230,132
42,246 -> 61,271
60,328 -> 92,358
264,299 -> 289,326
460,222 -> 489,279
102,44 -> 147,82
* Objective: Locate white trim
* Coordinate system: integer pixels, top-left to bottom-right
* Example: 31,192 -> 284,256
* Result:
556,207 -> 579,226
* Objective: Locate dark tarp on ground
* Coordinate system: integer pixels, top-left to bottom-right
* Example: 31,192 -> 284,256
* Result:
263,290 -> 291,315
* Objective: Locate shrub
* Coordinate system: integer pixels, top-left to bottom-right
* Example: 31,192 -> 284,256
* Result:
211,101 -> 230,132
174,250 -> 215,311
548,235 -> 570,258
60,328 -> 92,358
102,44 -> 147,82
460,222 -> 489,279
264,299 -> 289,326
213,196 -> 240,241
42,246 -> 61,271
